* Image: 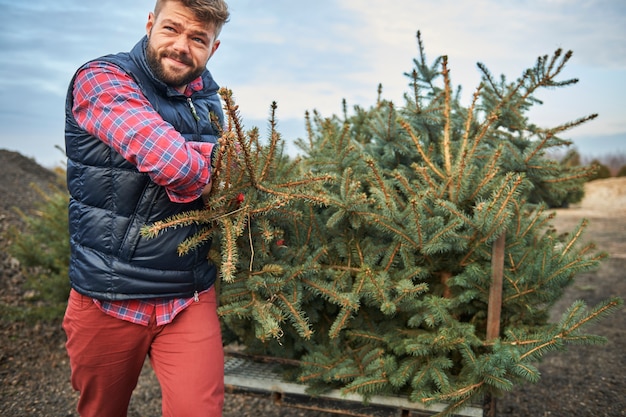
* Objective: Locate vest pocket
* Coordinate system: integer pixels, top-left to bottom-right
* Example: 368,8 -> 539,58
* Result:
117,182 -> 158,262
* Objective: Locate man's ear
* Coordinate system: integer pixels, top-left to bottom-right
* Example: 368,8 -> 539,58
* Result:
146,12 -> 155,37
210,40 -> 221,58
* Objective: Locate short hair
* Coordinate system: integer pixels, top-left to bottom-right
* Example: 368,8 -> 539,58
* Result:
154,0 -> 230,36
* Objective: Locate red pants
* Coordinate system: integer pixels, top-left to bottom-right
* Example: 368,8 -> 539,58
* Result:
63,287 -> 224,417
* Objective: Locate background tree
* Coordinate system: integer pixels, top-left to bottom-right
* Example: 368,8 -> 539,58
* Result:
5,171 -> 69,321
589,159 -> 612,180
553,149 -> 585,206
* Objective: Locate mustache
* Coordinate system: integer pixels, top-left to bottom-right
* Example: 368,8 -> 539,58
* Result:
162,51 -> 193,66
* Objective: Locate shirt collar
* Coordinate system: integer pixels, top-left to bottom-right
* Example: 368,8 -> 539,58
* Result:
184,76 -> 204,96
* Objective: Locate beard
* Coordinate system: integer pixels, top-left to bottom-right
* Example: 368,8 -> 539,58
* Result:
146,41 -> 204,88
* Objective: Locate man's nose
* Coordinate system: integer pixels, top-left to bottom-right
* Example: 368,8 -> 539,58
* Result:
172,35 -> 190,54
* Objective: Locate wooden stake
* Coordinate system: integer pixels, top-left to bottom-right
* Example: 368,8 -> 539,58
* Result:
487,234 -> 506,340
484,233 -> 506,417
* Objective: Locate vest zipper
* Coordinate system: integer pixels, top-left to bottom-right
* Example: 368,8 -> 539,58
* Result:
187,97 -> 200,122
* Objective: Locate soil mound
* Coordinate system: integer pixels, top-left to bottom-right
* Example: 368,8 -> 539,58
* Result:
579,177 -> 626,212
0,149 -> 60,220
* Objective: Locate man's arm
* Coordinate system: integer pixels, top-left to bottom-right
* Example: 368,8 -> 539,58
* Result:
71,61 -> 216,203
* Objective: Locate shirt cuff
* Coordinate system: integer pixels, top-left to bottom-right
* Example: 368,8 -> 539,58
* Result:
165,142 -> 216,203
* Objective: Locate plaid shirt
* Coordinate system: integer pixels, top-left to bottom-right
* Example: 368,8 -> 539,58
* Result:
72,62 -> 215,326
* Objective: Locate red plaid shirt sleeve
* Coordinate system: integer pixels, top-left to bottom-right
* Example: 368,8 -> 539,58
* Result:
71,61 -> 216,203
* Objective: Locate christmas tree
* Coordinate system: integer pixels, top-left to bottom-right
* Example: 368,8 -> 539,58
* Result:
143,32 -> 622,415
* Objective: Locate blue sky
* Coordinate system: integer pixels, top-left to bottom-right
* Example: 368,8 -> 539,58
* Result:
1,0 -> 625,168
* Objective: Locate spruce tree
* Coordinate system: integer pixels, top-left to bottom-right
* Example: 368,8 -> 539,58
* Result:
143,32 -> 622,416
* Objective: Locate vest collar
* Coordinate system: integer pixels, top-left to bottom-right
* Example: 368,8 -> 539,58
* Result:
129,36 -> 220,98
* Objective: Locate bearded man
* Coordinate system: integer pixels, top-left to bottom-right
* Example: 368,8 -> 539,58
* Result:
63,1 -> 230,416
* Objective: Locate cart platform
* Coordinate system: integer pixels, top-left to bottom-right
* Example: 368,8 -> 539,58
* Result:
224,352 -> 483,417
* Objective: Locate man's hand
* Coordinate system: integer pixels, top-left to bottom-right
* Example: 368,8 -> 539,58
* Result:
201,178 -> 212,204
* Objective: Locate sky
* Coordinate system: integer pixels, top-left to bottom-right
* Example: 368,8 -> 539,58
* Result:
0,0 -> 625,168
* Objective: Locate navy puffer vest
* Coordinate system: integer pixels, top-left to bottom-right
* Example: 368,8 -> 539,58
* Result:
65,36 -> 223,300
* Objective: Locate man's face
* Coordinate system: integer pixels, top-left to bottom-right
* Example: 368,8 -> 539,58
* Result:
145,1 -> 220,90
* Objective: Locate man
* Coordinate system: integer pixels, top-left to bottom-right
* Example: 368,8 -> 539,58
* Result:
62,1 -> 230,416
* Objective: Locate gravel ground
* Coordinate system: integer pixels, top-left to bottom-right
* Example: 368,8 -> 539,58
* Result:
1,149 -> 625,417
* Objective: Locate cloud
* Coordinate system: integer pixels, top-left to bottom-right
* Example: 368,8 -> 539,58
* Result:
212,0 -> 626,139
213,1 -> 371,120
339,0 -> 626,69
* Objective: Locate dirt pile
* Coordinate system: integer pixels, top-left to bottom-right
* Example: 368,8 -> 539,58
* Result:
0,150 -> 59,220
579,177 -> 626,212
